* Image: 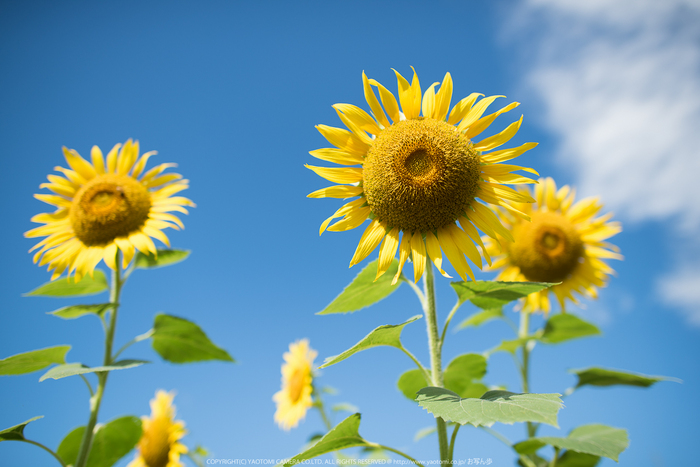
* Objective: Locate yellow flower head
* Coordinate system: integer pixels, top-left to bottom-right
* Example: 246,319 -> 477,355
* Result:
273,339 -> 317,431
25,140 -> 194,280
485,177 -> 623,313
307,69 -> 538,284
128,390 -> 188,467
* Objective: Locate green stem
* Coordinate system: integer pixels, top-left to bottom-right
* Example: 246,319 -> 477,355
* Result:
373,444 -> 421,465
422,264 -> 449,462
22,439 -> 67,467
518,310 -> 536,439
550,447 -> 560,467
403,277 -> 426,306
78,374 -> 94,397
74,253 -> 123,467
479,426 -> 512,447
312,385 -> 333,431
399,346 -> 431,383
447,424 -> 460,463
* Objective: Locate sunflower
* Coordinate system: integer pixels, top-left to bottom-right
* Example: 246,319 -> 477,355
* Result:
128,390 -> 188,467
25,139 -> 193,280
484,177 -> 623,313
273,339 -> 317,431
307,69 -> 538,284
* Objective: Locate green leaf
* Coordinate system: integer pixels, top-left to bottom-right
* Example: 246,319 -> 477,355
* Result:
319,315 -> 422,368
281,413 -> 372,466
443,354 -> 487,398
571,367 -> 679,389
490,337 -> 534,355
414,426 -> 436,441
416,387 -> 563,428
24,270 -> 108,297
318,259 -> 402,314
456,307 -> 504,330
135,249 -> 190,269
450,281 -> 555,310
0,346 -> 70,376
57,416 -> 143,467
152,314 -> 235,364
514,424 -> 629,462
397,369 -> 429,401
332,403 -> 359,413
39,360 -> 148,381
557,451 -> 601,467
48,303 -> 112,320
540,314 -> 601,344
0,416 -> 43,441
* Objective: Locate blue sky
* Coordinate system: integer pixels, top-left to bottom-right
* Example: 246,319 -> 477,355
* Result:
1,1 -> 698,466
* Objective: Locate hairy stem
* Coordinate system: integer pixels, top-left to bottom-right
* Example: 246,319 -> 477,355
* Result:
74,253 -> 123,467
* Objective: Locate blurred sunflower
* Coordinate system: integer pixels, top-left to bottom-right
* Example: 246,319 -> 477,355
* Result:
128,390 -> 187,467
25,139 -> 193,280
273,339 -> 317,431
485,177 -> 623,313
307,69 -> 538,284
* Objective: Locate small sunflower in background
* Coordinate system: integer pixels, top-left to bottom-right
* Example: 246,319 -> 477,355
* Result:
485,177 -> 623,313
307,69 -> 538,284
274,339 -> 317,431
128,390 -> 188,467
25,139 -> 194,280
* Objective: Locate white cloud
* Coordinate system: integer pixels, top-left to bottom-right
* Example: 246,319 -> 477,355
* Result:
657,266 -> 700,325
511,0 -> 700,322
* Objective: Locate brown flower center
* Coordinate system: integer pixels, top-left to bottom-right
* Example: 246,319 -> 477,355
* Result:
507,211 -> 584,282
362,118 -> 480,232
70,174 -> 151,246
139,417 -> 172,467
287,367 -> 307,404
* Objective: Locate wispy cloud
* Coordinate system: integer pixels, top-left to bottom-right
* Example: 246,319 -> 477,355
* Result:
508,0 -> 700,323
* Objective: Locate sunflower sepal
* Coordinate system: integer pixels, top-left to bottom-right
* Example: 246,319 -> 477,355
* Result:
151,314 -> 235,364
57,415 -> 143,467
318,258 -> 403,315
24,270 -> 109,297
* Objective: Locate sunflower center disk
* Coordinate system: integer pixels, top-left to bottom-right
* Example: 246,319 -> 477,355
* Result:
508,211 -> 584,283
140,417 -> 172,467
363,118 -> 481,233
70,174 -> 151,246
287,368 -> 307,403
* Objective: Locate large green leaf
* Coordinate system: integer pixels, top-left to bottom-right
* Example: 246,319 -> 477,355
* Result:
319,315 -> 422,368
0,416 -> 43,441
24,270 -> 108,297
0,346 -> 70,376
450,281 -> 555,310
490,337 -> 534,355
135,249 -> 190,269
57,416 -> 142,467
318,259 -> 402,314
48,303 -> 112,320
457,307 -> 503,330
540,314 -> 601,344
571,367 -> 678,389
556,451 -> 601,467
416,387 -> 562,428
443,353 -> 488,398
281,413 -> 372,466
39,360 -> 148,381
514,424 -> 628,462
152,314 -> 235,364
397,369 -> 429,401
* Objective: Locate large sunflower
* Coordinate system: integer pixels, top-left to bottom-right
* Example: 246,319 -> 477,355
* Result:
485,177 -> 623,313
273,339 -> 317,431
26,139 -> 193,280
307,69 -> 538,283
128,390 -> 188,467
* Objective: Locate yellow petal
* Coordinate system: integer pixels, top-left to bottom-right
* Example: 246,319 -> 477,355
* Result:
457,95 -> 504,132
421,82 -> 439,118
362,71 -> 390,129
392,232 -> 411,285
350,219 -> 386,267
447,223 -> 482,269
91,146 -> 106,175
333,103 -> 381,135
316,125 -> 369,157
144,173 -> 183,189
471,202 -> 515,242
410,231 -> 426,284
438,226 -> 474,281
307,185 -> 364,199
63,147 -> 97,180
305,165 -> 363,184
34,194 -> 72,208
131,151 -> 157,179
433,72 -> 453,121
392,68 -> 415,120
106,143 -> 121,174
425,230 -> 451,278
369,79 -> 401,124
309,148 -> 363,166
480,142 -> 538,164
466,102 -> 520,139
376,227 -> 400,280
334,107 -> 374,145
447,93 -> 483,125
474,115 -> 523,151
